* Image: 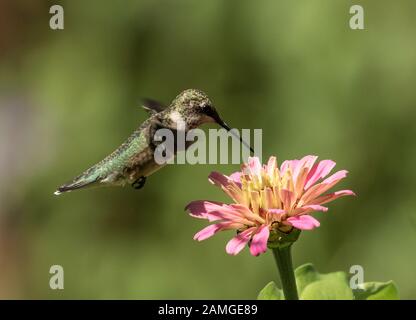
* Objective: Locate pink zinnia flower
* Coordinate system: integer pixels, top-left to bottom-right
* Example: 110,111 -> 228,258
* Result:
186,156 -> 355,256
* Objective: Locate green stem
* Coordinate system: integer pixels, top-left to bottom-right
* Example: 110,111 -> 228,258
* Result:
272,245 -> 299,300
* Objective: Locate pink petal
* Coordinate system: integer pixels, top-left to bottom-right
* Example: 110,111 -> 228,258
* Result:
194,222 -> 241,241
249,226 -> 270,256
302,155 -> 319,170
208,171 -> 232,188
208,171 -> 245,203
288,159 -> 300,177
185,200 -> 227,221
280,160 -> 290,175
291,204 -> 328,216
268,209 -> 286,215
308,170 -> 349,200
304,160 -> 336,190
322,170 -> 348,185
225,228 -> 255,255
309,190 -> 356,205
300,170 -> 349,205
229,172 -> 242,185
248,157 -> 262,177
293,155 -> 318,182
282,159 -> 300,176
302,204 -> 328,212
193,224 -> 223,241
286,215 -> 320,230
266,156 -> 277,178
229,204 -> 265,224
186,201 -> 254,226
280,189 -> 295,210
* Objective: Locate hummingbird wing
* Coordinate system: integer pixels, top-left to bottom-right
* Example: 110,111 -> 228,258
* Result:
140,98 -> 167,115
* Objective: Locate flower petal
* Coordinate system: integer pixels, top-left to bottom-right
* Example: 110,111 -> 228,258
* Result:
208,171 -> 245,203
185,200 -> 227,221
280,189 -> 295,210
302,155 -> 319,171
266,156 -> 277,178
208,171 -> 233,188
229,204 -> 265,224
322,170 -> 348,185
225,228 -> 255,255
248,157 -> 262,177
249,226 -> 270,256
304,160 -> 336,190
193,224 -> 223,241
291,204 -> 328,216
280,159 -> 300,177
300,170 -> 349,205
309,190 -> 356,205
268,208 -> 285,215
262,187 -> 275,209
229,171 -> 242,185
187,201 -> 255,226
194,222 -> 240,241
250,190 -> 261,215
301,204 -> 328,213
286,215 -> 320,230
293,155 -> 318,194
280,160 -> 290,175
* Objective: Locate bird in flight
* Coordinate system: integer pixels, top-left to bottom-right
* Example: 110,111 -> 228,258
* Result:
55,89 -> 253,195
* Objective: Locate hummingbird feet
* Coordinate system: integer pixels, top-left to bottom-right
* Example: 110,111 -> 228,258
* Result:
132,176 -> 146,190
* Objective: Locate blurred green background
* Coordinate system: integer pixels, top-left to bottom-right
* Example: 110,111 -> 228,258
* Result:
0,0 -> 415,299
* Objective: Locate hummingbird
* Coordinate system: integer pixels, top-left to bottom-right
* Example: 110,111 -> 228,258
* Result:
54,89 -> 253,195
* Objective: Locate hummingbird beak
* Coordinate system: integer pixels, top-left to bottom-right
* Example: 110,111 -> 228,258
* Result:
210,110 -> 255,154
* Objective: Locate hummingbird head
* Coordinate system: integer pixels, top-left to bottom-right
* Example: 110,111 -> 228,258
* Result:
171,89 -> 227,128
171,89 -> 254,153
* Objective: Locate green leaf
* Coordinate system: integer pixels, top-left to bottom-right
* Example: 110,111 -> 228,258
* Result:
295,263 -> 354,300
257,281 -> 284,300
300,272 -> 354,300
294,263 -> 320,294
353,281 -> 399,300
259,264 -> 399,300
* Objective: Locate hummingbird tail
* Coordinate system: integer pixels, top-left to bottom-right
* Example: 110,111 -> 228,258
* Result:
54,174 -> 100,195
